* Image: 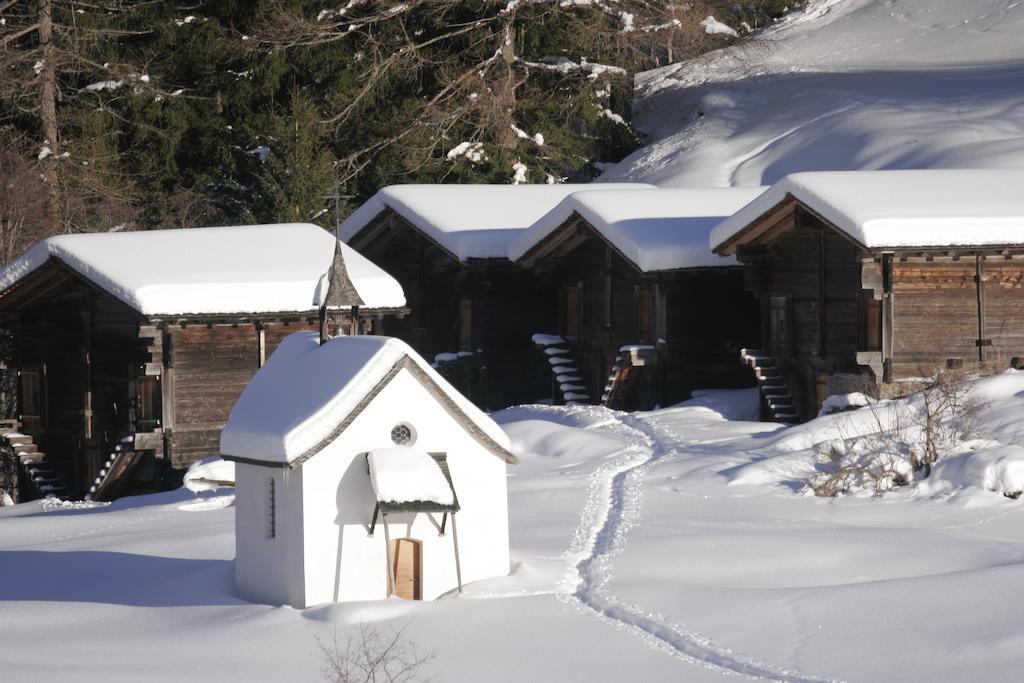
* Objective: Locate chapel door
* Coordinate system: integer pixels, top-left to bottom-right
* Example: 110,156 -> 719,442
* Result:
389,538 -> 422,600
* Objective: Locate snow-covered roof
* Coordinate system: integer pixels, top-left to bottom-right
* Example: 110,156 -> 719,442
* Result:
368,447 -> 455,506
339,183 -> 655,261
510,187 -> 767,271
712,169 -> 1024,254
0,223 -> 406,315
220,332 -> 515,466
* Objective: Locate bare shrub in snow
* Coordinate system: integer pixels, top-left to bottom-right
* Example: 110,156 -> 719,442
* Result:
809,438 -> 911,497
809,369 -> 985,496
317,624 -> 434,683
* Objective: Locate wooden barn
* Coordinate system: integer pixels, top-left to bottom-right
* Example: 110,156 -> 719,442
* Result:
0,224 -> 405,502
712,169 -> 1024,421
509,187 -> 766,409
338,183 -> 651,408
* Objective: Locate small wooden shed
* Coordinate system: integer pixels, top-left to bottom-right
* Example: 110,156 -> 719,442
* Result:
220,333 -> 517,607
510,187 -> 766,408
712,169 -> 1024,420
0,224 -> 406,501
338,183 -> 651,408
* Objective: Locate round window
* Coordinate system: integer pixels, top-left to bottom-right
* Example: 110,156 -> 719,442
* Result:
390,422 -> 416,446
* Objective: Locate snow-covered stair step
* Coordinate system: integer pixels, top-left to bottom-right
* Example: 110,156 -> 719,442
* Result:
532,333 -> 567,347
564,392 -> 590,401
560,384 -> 587,392
544,347 -> 569,356
556,374 -> 582,383
548,356 -> 574,366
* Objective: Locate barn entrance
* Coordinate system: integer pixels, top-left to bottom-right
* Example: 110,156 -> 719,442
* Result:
388,538 -> 422,600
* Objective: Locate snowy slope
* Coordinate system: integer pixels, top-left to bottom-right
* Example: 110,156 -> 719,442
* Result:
602,0 -> 1024,187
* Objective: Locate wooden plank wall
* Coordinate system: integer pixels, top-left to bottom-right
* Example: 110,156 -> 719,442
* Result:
982,260 -> 1024,367
358,225 -> 463,359
762,227 -> 861,360
891,259 -> 978,377
469,262 -> 557,408
14,282 -> 146,496
538,236 -> 760,405
168,321 -> 317,467
661,269 -> 760,404
88,291 -> 146,480
890,257 -> 1024,377
15,286 -> 89,493
355,220 -> 557,408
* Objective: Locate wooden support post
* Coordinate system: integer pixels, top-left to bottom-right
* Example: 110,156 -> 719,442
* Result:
82,289 -> 93,441
976,255 -> 988,363
369,503 -> 380,536
451,512 -> 464,595
603,247 -> 612,329
256,323 -> 267,368
881,254 -> 894,383
382,511 -> 396,598
817,226 -> 828,355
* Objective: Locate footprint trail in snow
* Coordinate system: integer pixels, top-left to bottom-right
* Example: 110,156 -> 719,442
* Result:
563,412 -> 837,682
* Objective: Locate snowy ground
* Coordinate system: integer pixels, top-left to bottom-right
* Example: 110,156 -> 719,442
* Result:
4,376 -> 1024,681
602,0 -> 1024,187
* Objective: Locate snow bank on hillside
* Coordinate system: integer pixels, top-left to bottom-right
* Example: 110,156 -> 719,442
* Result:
602,0 -> 1024,187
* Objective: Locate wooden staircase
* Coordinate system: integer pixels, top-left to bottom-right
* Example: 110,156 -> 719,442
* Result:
85,435 -> 142,502
602,344 -> 660,411
740,348 -> 799,424
602,349 -> 640,409
532,334 -> 591,405
0,426 -> 71,501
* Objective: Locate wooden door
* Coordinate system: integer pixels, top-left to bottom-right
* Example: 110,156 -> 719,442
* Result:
638,287 -> 654,342
561,286 -> 578,339
768,296 -> 791,357
18,364 -> 45,431
458,296 -> 474,351
389,538 -> 422,600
